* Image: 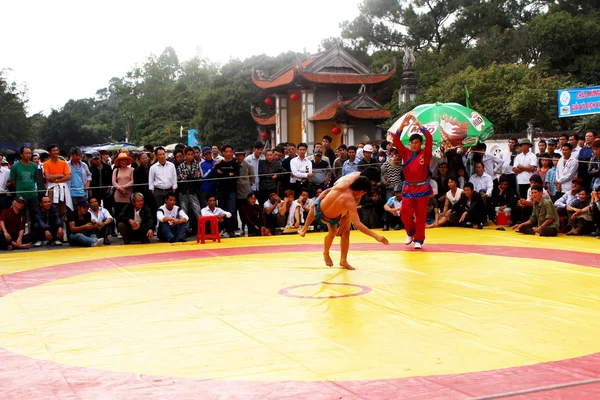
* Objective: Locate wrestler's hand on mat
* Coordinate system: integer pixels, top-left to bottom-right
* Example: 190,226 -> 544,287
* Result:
376,235 -> 389,245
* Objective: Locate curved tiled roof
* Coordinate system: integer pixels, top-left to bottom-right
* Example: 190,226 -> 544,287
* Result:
252,113 -> 276,126
298,70 -> 396,85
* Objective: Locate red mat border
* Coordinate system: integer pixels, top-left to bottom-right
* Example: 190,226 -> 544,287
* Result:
1,243 -> 600,400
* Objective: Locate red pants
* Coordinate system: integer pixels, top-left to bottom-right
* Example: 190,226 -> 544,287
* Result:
401,196 -> 429,243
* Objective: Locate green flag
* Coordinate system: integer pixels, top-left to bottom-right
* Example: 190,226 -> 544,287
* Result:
465,86 -> 471,108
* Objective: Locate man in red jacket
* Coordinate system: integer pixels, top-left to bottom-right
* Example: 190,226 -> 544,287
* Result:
393,113 -> 433,249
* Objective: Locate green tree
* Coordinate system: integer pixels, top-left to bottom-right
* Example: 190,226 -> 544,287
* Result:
0,71 -> 30,145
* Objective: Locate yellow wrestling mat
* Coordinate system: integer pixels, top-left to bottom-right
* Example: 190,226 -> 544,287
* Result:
1,228 -> 599,399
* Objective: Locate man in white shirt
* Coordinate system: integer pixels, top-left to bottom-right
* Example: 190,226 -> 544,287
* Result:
201,195 -> 232,237
289,142 -> 313,196
555,143 -> 578,196
263,191 -> 285,231
469,162 -> 494,198
245,141 -> 264,194
88,197 -> 113,244
149,146 -> 178,210
512,138 -> 538,199
156,192 -> 188,243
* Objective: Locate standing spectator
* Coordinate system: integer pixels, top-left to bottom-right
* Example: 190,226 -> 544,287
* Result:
88,197 -> 113,245
258,149 -> 285,206
0,157 -> 12,211
177,147 -> 202,232
156,192 -> 188,243
332,144 -> 348,181
215,145 -> 239,237
9,147 -> 39,237
112,152 -> 135,221
245,141 -> 264,195
290,143 -> 312,196
43,144 -> 72,218
512,185 -> 560,236
32,152 -> 47,201
310,150 -> 332,195
555,143 -> 579,197
33,195 -> 63,247
66,199 -> 103,247
117,193 -> 154,245
0,197 -> 30,250
68,147 -> 92,206
149,147 -> 177,211
235,149 -> 255,235
380,148 -> 403,200
89,152 -> 113,208
321,135 -> 336,163
588,139 -> 600,191
199,147 -> 218,207
342,146 -> 359,176
512,139 -> 538,199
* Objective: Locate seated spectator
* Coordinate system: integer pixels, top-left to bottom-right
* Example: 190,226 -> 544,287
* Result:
554,177 -> 583,215
0,197 -> 30,250
425,195 -> 440,228
67,199 -> 103,247
448,182 -> 487,229
489,176 -> 519,224
156,192 -> 188,243
383,184 -> 402,231
566,188 -> 594,235
240,193 -> 270,236
201,195 -> 232,236
589,186 -> 600,237
286,189 -> 310,229
117,193 -> 154,245
89,197 -> 113,245
512,185 -> 560,236
34,195 -> 63,247
263,191 -> 286,233
359,190 -> 384,229
438,177 -> 463,226
516,174 -> 552,223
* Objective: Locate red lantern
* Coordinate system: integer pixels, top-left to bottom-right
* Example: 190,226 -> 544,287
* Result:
290,93 -> 299,101
373,95 -> 380,101
264,98 -> 273,106
261,131 -> 269,140
332,127 -> 342,135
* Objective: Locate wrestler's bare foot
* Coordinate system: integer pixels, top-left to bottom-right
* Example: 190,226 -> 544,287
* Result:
323,253 -> 334,267
298,227 -> 307,237
340,261 -> 356,270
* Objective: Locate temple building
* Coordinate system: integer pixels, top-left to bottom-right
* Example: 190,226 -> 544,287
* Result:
251,45 -> 395,148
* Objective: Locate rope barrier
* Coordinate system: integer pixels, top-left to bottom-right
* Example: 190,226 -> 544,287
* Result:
0,154 -> 598,196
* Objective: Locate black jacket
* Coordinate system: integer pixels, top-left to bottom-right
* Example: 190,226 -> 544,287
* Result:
451,191 -> 487,224
117,204 -> 154,233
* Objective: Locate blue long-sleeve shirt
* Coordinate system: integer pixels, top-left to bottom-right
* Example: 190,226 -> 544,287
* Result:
200,159 -> 217,193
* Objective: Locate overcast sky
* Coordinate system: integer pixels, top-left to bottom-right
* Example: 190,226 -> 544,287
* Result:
1,0 -> 363,116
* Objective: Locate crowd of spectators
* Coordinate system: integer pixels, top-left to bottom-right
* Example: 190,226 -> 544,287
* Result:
0,131 -> 598,251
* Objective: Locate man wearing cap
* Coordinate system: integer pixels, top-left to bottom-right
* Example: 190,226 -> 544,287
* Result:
199,146 -> 218,208
0,197 -> 30,250
512,138 -> 538,199
67,199 -> 103,247
393,113 -> 433,249
89,151 -> 113,207
310,149 -> 332,194
357,144 -> 378,171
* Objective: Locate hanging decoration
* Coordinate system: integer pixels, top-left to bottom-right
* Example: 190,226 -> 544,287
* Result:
290,93 -> 299,101
261,131 -> 269,139
373,95 -> 380,101
264,98 -> 273,106
332,127 -> 342,135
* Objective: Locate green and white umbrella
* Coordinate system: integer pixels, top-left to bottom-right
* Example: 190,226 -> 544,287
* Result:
388,102 -> 494,150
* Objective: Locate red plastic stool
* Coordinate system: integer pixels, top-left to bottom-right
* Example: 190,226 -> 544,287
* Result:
197,215 -> 221,244
196,215 -> 221,244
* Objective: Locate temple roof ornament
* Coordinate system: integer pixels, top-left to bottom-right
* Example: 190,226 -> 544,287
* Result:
250,105 -> 276,126
310,93 -> 390,122
403,47 -> 416,70
251,46 -> 396,90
